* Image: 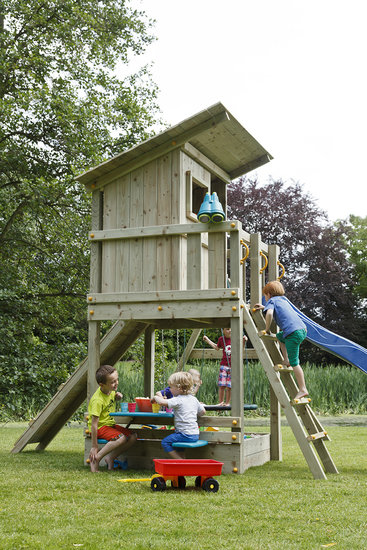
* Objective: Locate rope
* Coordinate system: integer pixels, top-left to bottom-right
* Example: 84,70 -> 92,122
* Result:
176,329 -> 179,365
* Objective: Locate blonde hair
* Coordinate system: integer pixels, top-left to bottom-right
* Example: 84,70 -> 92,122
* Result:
263,280 -> 285,298
188,368 -> 201,395
188,368 -> 201,383
167,371 -> 193,395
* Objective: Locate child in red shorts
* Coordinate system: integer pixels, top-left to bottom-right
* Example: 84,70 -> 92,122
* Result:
203,328 -> 247,406
88,364 -> 137,473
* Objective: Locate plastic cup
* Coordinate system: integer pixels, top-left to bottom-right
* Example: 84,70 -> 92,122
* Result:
152,403 -> 160,413
128,403 -> 136,412
120,402 -> 129,413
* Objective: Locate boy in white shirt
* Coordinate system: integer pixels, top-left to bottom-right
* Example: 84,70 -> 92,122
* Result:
152,371 -> 206,459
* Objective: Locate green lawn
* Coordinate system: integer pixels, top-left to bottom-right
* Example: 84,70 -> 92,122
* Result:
1,420 -> 366,549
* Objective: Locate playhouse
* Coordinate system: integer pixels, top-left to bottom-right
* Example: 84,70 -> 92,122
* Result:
12,103 -> 337,479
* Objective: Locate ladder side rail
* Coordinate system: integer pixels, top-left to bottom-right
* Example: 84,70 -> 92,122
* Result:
244,306 -> 327,479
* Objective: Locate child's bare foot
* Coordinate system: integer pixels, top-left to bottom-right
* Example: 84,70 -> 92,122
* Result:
104,455 -> 115,470
282,360 -> 291,367
294,390 -> 309,400
90,459 -> 100,473
224,402 -> 231,406
217,401 -> 225,406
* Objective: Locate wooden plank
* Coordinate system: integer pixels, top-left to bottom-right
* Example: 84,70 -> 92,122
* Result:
190,348 -> 258,360
199,416 -> 241,428
87,288 -> 239,303
89,191 -> 103,294
177,328 -> 201,370
142,159 -> 158,292
267,244 -> 282,460
115,173 -> 131,292
129,167 -> 144,291
250,233 -> 262,306
144,326 -> 155,397
229,226 -> 242,292
88,300 -> 242,321
170,149 -> 183,289
157,154 -> 172,290
187,233 -> 202,289
101,180 -> 118,292
208,231 -> 226,288
89,220 -> 242,241
182,142 -> 231,184
87,321 -> 100,402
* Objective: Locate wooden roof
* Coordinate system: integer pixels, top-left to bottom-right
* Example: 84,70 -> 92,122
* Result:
76,102 -> 272,189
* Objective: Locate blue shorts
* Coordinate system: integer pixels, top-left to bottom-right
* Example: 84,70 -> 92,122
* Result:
161,432 -> 199,453
218,365 -> 231,388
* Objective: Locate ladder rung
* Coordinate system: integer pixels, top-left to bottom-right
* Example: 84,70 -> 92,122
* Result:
274,364 -> 293,372
307,431 -> 329,442
258,330 -> 278,341
291,397 -> 312,406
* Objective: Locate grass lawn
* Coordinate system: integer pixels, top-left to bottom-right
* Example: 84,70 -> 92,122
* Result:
1,420 -> 366,549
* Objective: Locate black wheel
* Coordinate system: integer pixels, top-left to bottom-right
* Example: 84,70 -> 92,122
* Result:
171,476 -> 186,489
202,477 -> 219,493
195,476 -> 202,488
151,476 -> 166,491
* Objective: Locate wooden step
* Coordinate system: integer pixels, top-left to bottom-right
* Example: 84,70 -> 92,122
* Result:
307,431 -> 330,442
258,330 -> 278,341
291,397 -> 312,406
274,364 -> 293,372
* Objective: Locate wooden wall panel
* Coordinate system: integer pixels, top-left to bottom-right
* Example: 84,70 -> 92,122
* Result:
101,180 -> 118,292
142,160 -> 158,292
115,173 -> 131,292
129,167 -> 144,291
156,154 -> 172,290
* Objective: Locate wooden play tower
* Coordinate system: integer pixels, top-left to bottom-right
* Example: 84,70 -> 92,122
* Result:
12,103 -> 337,479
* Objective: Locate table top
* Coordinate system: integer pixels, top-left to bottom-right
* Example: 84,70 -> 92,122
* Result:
110,411 -> 174,418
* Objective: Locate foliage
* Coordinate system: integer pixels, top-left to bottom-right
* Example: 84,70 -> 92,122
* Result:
1,422 -> 367,549
0,0 -> 160,404
345,215 -> 367,299
227,177 -> 366,359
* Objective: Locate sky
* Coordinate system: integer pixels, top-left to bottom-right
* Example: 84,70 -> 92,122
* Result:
127,0 -> 367,222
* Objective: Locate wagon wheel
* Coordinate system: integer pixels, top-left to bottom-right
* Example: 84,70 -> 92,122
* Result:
151,476 -> 166,491
171,476 -> 186,489
195,476 -> 202,488
202,477 -> 219,493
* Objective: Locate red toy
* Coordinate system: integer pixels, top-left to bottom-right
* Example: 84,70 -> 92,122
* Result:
151,459 -> 223,492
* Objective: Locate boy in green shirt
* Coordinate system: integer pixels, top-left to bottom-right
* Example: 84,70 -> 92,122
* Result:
88,364 -> 137,473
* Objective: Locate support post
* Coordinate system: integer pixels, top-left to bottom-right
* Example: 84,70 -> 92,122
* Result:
230,226 -> 245,472
88,321 -> 100,401
87,190 -> 103,401
268,243 -> 282,461
250,233 -> 262,306
144,326 -> 155,397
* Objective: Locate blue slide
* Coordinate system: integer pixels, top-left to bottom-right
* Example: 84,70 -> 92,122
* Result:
286,299 -> 367,375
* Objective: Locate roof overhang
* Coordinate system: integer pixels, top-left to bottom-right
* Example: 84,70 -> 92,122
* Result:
76,102 -> 272,190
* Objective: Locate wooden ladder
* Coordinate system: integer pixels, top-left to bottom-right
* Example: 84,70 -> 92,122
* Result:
244,305 -> 338,480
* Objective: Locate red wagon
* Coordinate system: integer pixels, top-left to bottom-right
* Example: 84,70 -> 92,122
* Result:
152,459 -> 224,492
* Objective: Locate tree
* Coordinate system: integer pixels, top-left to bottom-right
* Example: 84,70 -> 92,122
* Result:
0,0 -> 160,412
346,215 -> 367,299
227,177 -> 364,361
